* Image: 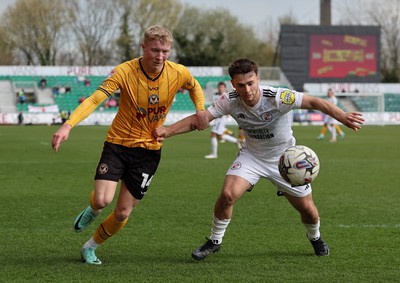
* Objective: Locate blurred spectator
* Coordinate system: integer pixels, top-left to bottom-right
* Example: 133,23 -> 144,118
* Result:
52,84 -> 60,97
65,84 -> 71,94
108,97 -> 117,108
59,85 -> 66,95
78,96 -> 85,104
84,77 -> 91,87
39,76 -> 47,89
18,89 -> 26,104
60,110 -> 69,124
18,112 -> 24,125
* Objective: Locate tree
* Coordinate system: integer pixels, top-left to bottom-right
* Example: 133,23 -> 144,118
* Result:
0,26 -> 16,65
65,0 -> 119,66
174,6 -> 270,66
338,0 -> 400,82
130,0 -> 183,58
115,1 -> 135,63
2,0 -> 68,65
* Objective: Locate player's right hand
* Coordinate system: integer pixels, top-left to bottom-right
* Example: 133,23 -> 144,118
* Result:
52,123 -> 72,152
153,126 -> 167,142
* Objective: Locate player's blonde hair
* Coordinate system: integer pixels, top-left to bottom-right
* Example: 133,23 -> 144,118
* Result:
143,25 -> 173,45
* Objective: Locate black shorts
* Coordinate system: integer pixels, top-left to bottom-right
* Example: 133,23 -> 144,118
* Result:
95,141 -> 161,200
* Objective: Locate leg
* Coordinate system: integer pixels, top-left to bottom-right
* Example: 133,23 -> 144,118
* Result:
214,175 -> 251,220
192,175 -> 251,260
284,192 -> 329,256
335,125 -> 345,139
74,180 -> 118,233
328,123 -> 337,142
81,181 -> 140,265
284,192 -> 319,226
317,123 -> 327,140
93,180 -> 139,243
205,132 -> 218,159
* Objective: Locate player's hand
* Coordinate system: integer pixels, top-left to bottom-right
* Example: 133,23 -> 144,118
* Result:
52,123 -> 72,152
194,110 -> 209,130
153,126 -> 167,142
343,112 -> 365,131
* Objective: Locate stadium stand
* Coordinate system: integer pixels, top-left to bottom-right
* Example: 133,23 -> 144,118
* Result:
384,93 -> 400,112
0,75 -> 231,113
1,75 -> 400,115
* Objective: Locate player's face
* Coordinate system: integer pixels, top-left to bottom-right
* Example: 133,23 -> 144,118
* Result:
231,71 -> 260,106
141,39 -> 171,73
217,84 -> 226,94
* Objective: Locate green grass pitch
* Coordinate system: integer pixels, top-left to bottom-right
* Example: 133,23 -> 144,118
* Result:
0,124 -> 399,282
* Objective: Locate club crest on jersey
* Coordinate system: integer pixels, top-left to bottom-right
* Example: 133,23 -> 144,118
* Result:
231,161 -> 242,170
98,163 -> 108,174
280,90 -> 295,105
149,94 -> 159,104
260,112 -> 272,121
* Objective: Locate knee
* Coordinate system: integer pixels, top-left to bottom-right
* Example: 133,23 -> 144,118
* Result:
300,204 -> 319,223
92,195 -> 113,210
218,191 -> 236,207
114,207 -> 133,222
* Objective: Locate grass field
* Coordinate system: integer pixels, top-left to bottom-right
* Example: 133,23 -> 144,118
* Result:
0,124 -> 399,282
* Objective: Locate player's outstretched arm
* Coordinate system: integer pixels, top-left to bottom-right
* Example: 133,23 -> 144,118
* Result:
52,123 -> 72,152
301,95 -> 365,131
154,110 -> 214,142
194,110 -> 209,130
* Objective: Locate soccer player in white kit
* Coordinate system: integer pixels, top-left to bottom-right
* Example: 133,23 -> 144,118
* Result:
205,81 -> 239,159
317,88 -> 345,142
153,58 -> 364,259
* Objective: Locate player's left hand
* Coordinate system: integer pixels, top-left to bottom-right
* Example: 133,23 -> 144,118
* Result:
194,110 -> 209,130
343,112 -> 365,131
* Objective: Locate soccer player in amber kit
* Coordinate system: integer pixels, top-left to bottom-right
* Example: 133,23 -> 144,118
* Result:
52,25 -> 208,265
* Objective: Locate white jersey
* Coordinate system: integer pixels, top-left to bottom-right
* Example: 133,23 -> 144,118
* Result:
324,96 -> 339,124
210,92 -> 228,135
208,86 -> 303,161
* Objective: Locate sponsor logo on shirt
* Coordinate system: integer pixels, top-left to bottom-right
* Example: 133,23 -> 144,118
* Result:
136,106 -> 167,122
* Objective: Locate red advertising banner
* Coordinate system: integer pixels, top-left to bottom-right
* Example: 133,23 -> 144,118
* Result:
309,34 -> 377,78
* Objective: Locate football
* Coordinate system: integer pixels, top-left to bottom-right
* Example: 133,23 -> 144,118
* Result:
278,145 -> 320,186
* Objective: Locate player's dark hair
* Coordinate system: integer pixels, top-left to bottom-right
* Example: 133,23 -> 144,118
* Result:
228,58 -> 258,79
217,81 -> 226,87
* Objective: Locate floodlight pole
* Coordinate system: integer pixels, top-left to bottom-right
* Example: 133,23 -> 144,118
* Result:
320,0 -> 331,26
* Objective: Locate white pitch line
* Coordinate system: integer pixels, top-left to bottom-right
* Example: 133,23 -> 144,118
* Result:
338,224 -> 400,228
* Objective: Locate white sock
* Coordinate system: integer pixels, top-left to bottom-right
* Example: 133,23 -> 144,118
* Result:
82,236 -> 99,249
210,216 -> 231,244
210,136 -> 218,155
328,124 -> 336,139
221,134 -> 238,143
90,207 -> 101,216
304,219 -> 321,241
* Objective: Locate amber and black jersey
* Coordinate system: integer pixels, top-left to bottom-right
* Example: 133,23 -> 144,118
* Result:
66,58 -> 204,150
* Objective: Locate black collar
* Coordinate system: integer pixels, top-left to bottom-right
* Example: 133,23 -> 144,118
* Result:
139,58 -> 164,81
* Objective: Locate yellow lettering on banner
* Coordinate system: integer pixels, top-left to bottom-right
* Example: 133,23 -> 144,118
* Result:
321,39 -> 333,46
317,66 -> 333,75
323,50 -> 364,62
343,35 -> 367,47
